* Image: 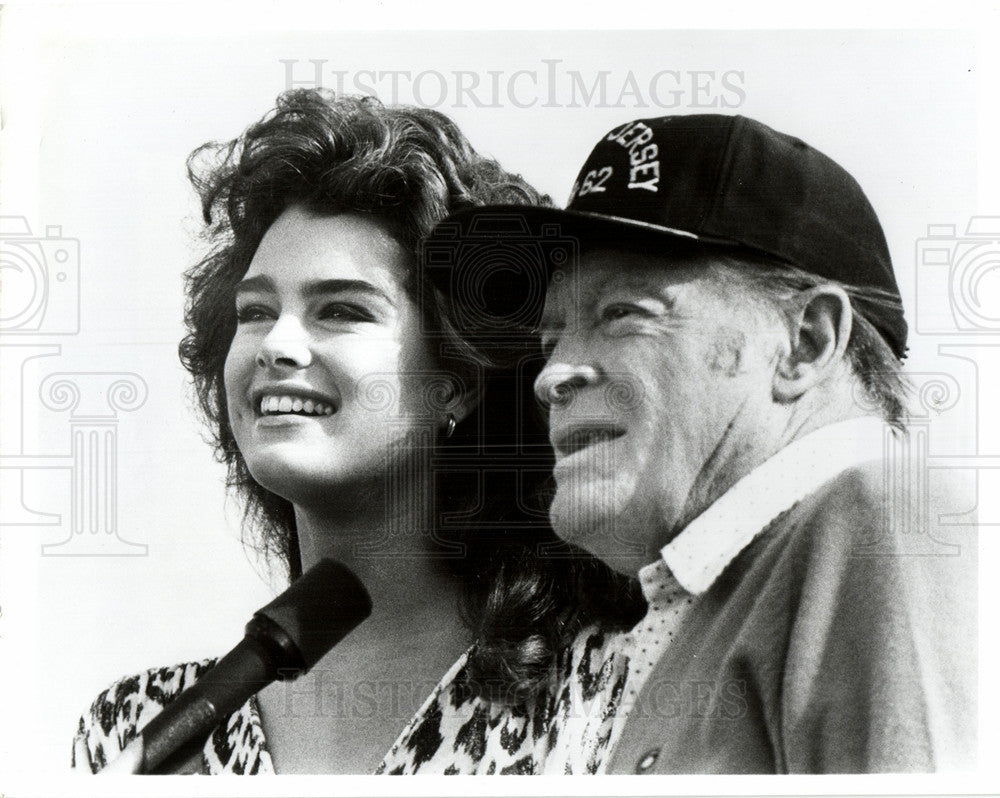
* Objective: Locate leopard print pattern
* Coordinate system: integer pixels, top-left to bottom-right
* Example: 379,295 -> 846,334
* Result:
72,626 -> 630,774
376,627 -> 631,774
71,659 -> 274,774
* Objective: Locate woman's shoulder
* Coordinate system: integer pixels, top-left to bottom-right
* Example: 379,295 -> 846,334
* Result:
72,659 -> 218,772
377,644 -> 548,774
377,626 -> 633,775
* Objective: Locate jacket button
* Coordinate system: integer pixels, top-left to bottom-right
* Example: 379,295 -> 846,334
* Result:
636,748 -> 660,773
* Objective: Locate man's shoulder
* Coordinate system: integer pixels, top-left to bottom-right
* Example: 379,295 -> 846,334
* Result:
742,451 -> 977,607
780,451 -> 973,552
615,454 -> 976,774
790,459 -> 886,529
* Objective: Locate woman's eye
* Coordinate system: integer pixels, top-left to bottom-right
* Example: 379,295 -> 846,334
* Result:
319,303 -> 374,323
235,304 -> 273,324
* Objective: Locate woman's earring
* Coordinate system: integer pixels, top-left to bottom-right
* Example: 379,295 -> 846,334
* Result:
443,413 -> 456,438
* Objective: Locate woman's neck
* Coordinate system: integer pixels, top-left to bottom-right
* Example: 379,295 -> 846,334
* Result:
292,477 -> 465,620
255,479 -> 475,774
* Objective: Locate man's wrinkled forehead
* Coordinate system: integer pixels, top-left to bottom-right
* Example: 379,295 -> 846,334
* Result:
542,245 -> 710,316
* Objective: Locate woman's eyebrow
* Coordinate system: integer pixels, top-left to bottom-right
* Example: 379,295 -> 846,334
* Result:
303,279 -> 396,307
233,276 -> 396,308
234,274 -> 274,296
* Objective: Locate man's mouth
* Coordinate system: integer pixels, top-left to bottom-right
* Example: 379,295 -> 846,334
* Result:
552,426 -> 626,458
258,394 -> 336,417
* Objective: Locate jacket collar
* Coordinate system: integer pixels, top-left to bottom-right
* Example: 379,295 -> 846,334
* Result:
654,416 -> 890,595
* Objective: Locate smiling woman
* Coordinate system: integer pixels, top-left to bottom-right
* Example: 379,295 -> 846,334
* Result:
224,209 -> 444,507
68,90 -> 642,775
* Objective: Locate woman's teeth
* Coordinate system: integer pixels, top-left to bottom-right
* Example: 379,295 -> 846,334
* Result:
259,395 -> 335,416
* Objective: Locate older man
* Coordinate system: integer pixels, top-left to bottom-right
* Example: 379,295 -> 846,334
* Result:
429,115 -> 976,773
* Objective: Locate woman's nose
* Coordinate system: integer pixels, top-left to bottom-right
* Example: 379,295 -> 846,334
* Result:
255,314 -> 312,370
534,359 -> 600,408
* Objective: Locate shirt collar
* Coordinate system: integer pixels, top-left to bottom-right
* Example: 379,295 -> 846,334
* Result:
659,416 -> 890,596
636,558 -> 680,605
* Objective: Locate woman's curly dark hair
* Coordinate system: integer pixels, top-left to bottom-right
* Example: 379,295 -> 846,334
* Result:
179,89 -> 644,705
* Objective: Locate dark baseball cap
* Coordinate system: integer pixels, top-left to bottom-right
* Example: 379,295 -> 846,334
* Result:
425,114 -> 907,358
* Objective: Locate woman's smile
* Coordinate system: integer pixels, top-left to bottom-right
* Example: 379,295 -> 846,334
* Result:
252,388 -> 339,429
258,395 -> 336,417
251,383 -> 341,418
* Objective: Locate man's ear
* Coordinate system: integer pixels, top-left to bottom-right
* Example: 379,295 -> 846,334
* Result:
773,285 -> 852,402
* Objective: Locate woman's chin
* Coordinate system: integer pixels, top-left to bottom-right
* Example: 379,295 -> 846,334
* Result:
247,457 -> 344,499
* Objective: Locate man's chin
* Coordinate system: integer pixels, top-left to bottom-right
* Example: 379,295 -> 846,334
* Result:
548,490 -> 650,576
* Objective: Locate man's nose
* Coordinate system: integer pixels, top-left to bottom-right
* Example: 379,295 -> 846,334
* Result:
255,314 -> 313,370
534,360 -> 600,408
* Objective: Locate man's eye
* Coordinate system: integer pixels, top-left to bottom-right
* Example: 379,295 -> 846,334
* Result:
235,304 -> 273,324
602,304 -> 639,321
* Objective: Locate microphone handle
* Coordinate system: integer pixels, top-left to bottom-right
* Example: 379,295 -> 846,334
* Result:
124,559 -> 371,774
141,634 -> 276,774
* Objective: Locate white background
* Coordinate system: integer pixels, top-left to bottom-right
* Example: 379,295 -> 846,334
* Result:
1,2 -> 999,796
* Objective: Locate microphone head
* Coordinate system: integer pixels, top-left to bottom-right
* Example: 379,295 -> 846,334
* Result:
249,559 -> 372,675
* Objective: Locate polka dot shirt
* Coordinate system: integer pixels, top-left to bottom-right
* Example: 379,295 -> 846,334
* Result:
600,558 -> 697,765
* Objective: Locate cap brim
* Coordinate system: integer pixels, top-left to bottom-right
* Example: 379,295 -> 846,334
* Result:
426,204 -> 736,254
421,204 -> 744,337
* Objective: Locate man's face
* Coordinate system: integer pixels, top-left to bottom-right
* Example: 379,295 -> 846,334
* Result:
534,247 -> 785,574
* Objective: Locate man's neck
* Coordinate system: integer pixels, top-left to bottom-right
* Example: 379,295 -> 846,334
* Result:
672,384 -> 871,546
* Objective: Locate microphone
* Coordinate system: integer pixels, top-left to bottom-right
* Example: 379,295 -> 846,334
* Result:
133,559 -> 372,774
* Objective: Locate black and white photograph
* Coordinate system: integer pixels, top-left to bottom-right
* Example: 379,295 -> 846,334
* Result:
0,3 -> 997,795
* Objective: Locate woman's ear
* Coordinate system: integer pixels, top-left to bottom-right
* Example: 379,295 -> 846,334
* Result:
450,383 -> 482,425
773,285 -> 852,402
423,372 -> 480,438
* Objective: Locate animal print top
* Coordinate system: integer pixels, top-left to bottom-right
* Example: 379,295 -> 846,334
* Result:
71,627 -> 634,775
